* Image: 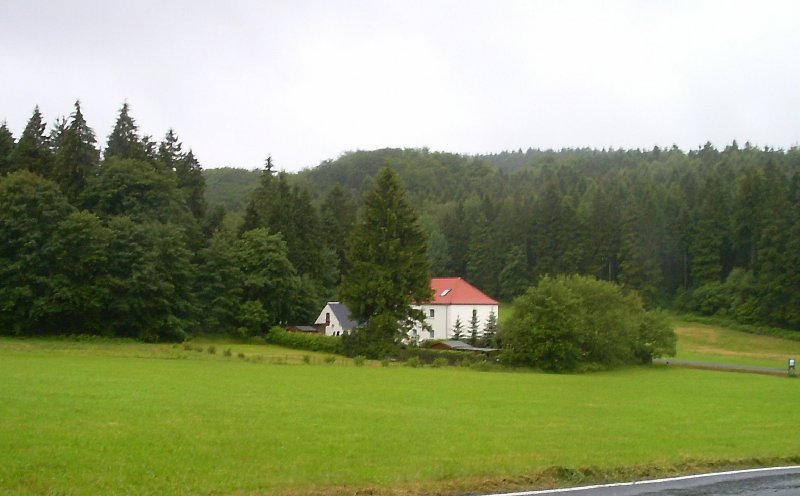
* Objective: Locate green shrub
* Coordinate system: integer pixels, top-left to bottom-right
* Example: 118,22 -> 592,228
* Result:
324,355 -> 336,364
267,327 -> 343,354
302,354 -> 311,364
396,347 -> 467,365
353,355 -> 366,367
503,275 -> 676,371
381,358 -> 390,367
223,348 -> 232,357
237,352 -> 246,359
432,357 -> 448,368
470,360 -> 491,371
405,356 -> 421,368
207,346 -> 216,354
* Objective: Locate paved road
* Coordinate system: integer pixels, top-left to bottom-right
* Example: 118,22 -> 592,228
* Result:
481,467 -> 800,496
653,358 -> 788,376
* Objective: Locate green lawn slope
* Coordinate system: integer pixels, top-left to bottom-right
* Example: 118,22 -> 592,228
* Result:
674,319 -> 800,369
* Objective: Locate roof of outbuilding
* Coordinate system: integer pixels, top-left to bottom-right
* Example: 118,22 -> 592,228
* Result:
438,340 -> 497,352
286,325 -> 318,332
328,302 -> 360,330
429,277 -> 498,305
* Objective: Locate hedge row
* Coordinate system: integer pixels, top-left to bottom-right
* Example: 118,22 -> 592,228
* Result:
267,327 -> 343,354
395,347 -> 490,366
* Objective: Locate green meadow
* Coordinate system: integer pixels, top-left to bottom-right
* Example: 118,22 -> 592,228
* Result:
1,336 -> 798,496
674,320 -> 800,368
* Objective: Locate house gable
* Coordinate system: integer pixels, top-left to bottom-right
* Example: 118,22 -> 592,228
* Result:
314,302 -> 359,336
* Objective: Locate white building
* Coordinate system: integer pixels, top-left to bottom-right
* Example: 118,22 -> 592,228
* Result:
411,277 -> 499,342
314,278 -> 499,342
314,302 -> 359,336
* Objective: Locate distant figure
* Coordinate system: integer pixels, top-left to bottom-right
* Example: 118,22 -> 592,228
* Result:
789,357 -> 796,377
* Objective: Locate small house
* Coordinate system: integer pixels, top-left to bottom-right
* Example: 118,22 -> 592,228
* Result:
314,302 -> 359,336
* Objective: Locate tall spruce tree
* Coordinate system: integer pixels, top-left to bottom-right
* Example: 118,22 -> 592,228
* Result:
9,106 -> 51,176
0,122 -> 14,174
176,150 -> 207,219
340,167 -> 432,353
451,316 -> 464,340
320,185 -> 357,280
53,101 -> 99,202
105,102 -> 146,161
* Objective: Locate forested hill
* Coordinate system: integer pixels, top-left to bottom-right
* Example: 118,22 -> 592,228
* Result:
203,167 -> 261,212
293,148 -> 497,204
286,144 -> 800,331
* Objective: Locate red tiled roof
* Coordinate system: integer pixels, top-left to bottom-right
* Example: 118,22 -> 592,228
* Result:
428,277 -> 498,305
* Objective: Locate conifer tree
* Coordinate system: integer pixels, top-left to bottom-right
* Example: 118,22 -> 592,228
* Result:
340,167 -> 432,352
241,156 -> 276,233
105,102 -> 146,161
157,128 -> 183,172
0,122 -> 14,175
451,316 -> 464,340
48,116 -> 68,152
9,106 -> 51,176
469,311 -> 480,345
482,310 -> 498,347
320,185 -> 357,279
53,101 -> 99,202
176,150 -> 207,219
690,174 -> 733,286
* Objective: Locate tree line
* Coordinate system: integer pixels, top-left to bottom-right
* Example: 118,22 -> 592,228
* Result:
3,101 -> 800,344
293,145 -> 800,332
0,102 -> 330,340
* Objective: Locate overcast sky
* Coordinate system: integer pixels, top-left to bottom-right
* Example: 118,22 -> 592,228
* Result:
2,1 -> 799,171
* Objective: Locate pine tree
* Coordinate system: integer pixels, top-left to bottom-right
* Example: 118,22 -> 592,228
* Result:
105,102 -> 146,161
157,128 -> 183,172
469,311 -> 480,345
690,173 -> 733,286
241,156 -> 276,233
482,310 -> 498,347
0,122 -> 14,175
176,150 -> 207,219
9,106 -> 51,176
320,185 -> 357,280
499,245 -> 529,301
48,116 -> 68,152
466,213 -> 502,297
53,100 -> 99,202
451,316 -> 464,340
340,167 -> 432,351
618,188 -> 663,302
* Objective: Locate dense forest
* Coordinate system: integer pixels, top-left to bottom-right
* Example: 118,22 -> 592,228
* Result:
2,101 -> 800,342
289,145 -> 800,332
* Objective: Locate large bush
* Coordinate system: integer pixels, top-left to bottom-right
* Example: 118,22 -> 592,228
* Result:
502,275 -> 676,372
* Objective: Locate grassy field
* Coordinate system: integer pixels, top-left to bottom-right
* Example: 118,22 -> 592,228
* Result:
1,336 -> 798,496
673,319 -> 800,368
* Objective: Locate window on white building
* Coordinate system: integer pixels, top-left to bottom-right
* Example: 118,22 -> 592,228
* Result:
429,309 -> 435,318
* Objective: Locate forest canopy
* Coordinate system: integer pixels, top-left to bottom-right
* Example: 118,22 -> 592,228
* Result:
2,101 -> 800,344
